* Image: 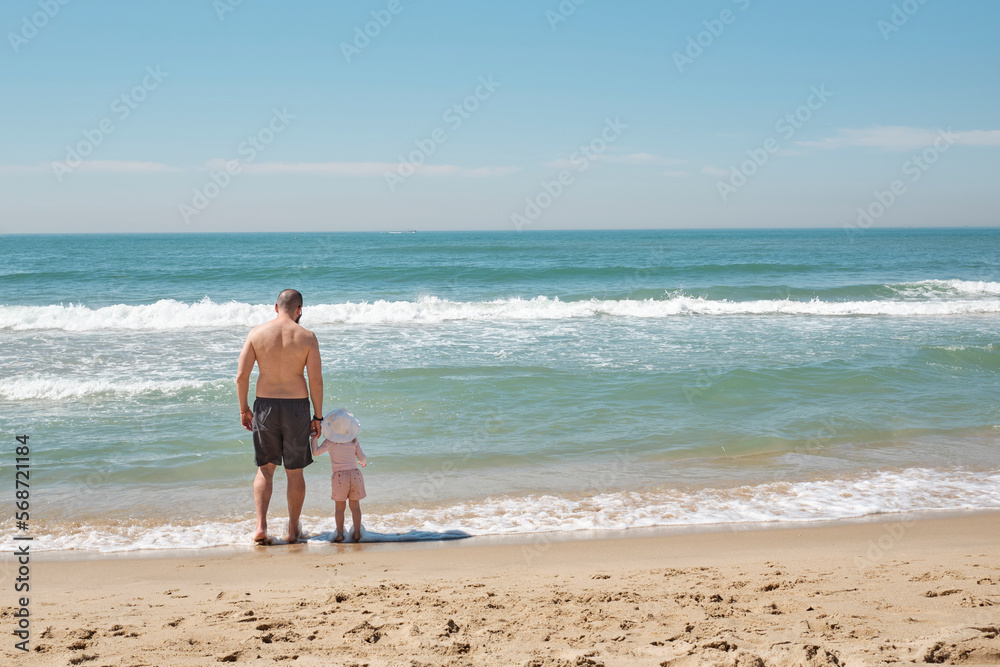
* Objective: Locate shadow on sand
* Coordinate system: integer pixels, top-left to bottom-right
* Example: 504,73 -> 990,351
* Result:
301,527 -> 472,544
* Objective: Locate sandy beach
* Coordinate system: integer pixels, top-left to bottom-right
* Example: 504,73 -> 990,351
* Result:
5,512 -> 998,666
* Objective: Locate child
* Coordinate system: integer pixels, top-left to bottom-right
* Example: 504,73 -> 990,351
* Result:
311,408 -> 367,543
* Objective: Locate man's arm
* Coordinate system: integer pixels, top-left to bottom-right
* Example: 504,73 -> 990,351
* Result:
236,332 -> 257,431
305,332 -> 323,435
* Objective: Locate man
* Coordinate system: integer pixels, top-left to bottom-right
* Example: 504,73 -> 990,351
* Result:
236,289 -> 323,545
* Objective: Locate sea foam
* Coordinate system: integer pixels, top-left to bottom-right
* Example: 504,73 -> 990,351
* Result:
894,279 -> 1000,296
21,467 -> 1000,553
2,287 -> 1000,331
0,376 -> 225,401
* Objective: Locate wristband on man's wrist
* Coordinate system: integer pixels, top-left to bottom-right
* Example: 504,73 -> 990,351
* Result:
312,416 -> 323,422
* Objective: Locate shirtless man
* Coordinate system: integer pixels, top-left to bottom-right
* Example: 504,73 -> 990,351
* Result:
236,289 -> 323,544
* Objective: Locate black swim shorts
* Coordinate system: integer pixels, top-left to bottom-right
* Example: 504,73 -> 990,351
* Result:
251,397 -> 314,469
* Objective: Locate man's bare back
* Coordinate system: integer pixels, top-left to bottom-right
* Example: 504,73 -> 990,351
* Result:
243,319 -> 317,399
236,294 -> 323,425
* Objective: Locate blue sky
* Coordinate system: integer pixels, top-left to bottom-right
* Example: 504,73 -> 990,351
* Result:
1,0 -> 998,233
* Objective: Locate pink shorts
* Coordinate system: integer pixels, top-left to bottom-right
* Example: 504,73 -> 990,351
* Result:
330,469 -> 366,501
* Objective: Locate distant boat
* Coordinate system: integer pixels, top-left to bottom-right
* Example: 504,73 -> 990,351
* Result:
406,229 -> 417,233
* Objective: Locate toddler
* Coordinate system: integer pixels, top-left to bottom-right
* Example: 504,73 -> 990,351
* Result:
311,408 -> 367,543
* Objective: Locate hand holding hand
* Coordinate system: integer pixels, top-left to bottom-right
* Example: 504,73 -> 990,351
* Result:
240,407 -> 253,431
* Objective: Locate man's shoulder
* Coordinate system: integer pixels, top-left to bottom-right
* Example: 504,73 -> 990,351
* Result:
293,323 -> 318,341
247,320 -> 284,345
247,321 -> 271,337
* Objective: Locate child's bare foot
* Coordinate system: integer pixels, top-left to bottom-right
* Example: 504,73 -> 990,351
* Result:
333,532 -> 344,543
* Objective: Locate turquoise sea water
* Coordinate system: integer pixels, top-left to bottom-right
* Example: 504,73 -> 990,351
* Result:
1,228 -> 999,552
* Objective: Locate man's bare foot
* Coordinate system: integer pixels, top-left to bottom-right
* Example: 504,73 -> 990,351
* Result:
333,532 -> 344,543
253,535 -> 272,546
253,527 -> 270,545
352,529 -> 362,543
285,520 -> 304,544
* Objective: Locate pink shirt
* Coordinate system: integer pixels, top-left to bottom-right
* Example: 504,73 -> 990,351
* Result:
311,437 -> 366,472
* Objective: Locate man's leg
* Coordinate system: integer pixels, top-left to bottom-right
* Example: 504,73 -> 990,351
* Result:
253,463 -> 276,542
285,467 -> 306,543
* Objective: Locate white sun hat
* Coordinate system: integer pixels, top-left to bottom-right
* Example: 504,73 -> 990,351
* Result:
321,408 -> 361,444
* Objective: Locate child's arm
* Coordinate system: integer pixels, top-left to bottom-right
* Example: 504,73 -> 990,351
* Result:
311,435 -> 334,456
355,439 -> 367,467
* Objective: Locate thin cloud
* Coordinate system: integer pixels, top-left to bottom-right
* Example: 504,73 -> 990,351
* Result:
77,160 -> 183,173
540,152 -> 684,169
701,166 -> 729,176
662,170 -> 687,177
957,130 -> 1000,146
0,164 -> 47,174
460,166 -> 520,177
605,152 -> 684,165
797,126 -> 1000,151
0,161 -> 181,174
540,158 -> 580,169
210,161 -> 519,177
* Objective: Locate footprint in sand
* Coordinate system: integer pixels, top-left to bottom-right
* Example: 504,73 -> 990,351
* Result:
255,621 -> 290,631
923,588 -> 962,597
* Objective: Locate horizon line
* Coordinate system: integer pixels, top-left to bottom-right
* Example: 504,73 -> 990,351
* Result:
3,225 -> 999,237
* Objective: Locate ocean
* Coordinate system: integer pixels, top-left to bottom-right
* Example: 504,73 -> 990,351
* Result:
1,228 -> 998,553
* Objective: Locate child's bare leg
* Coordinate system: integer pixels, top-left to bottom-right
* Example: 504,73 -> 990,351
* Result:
334,501 -> 346,543
349,500 -> 362,542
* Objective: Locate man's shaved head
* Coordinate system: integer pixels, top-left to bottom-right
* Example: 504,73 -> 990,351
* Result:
276,289 -> 303,314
